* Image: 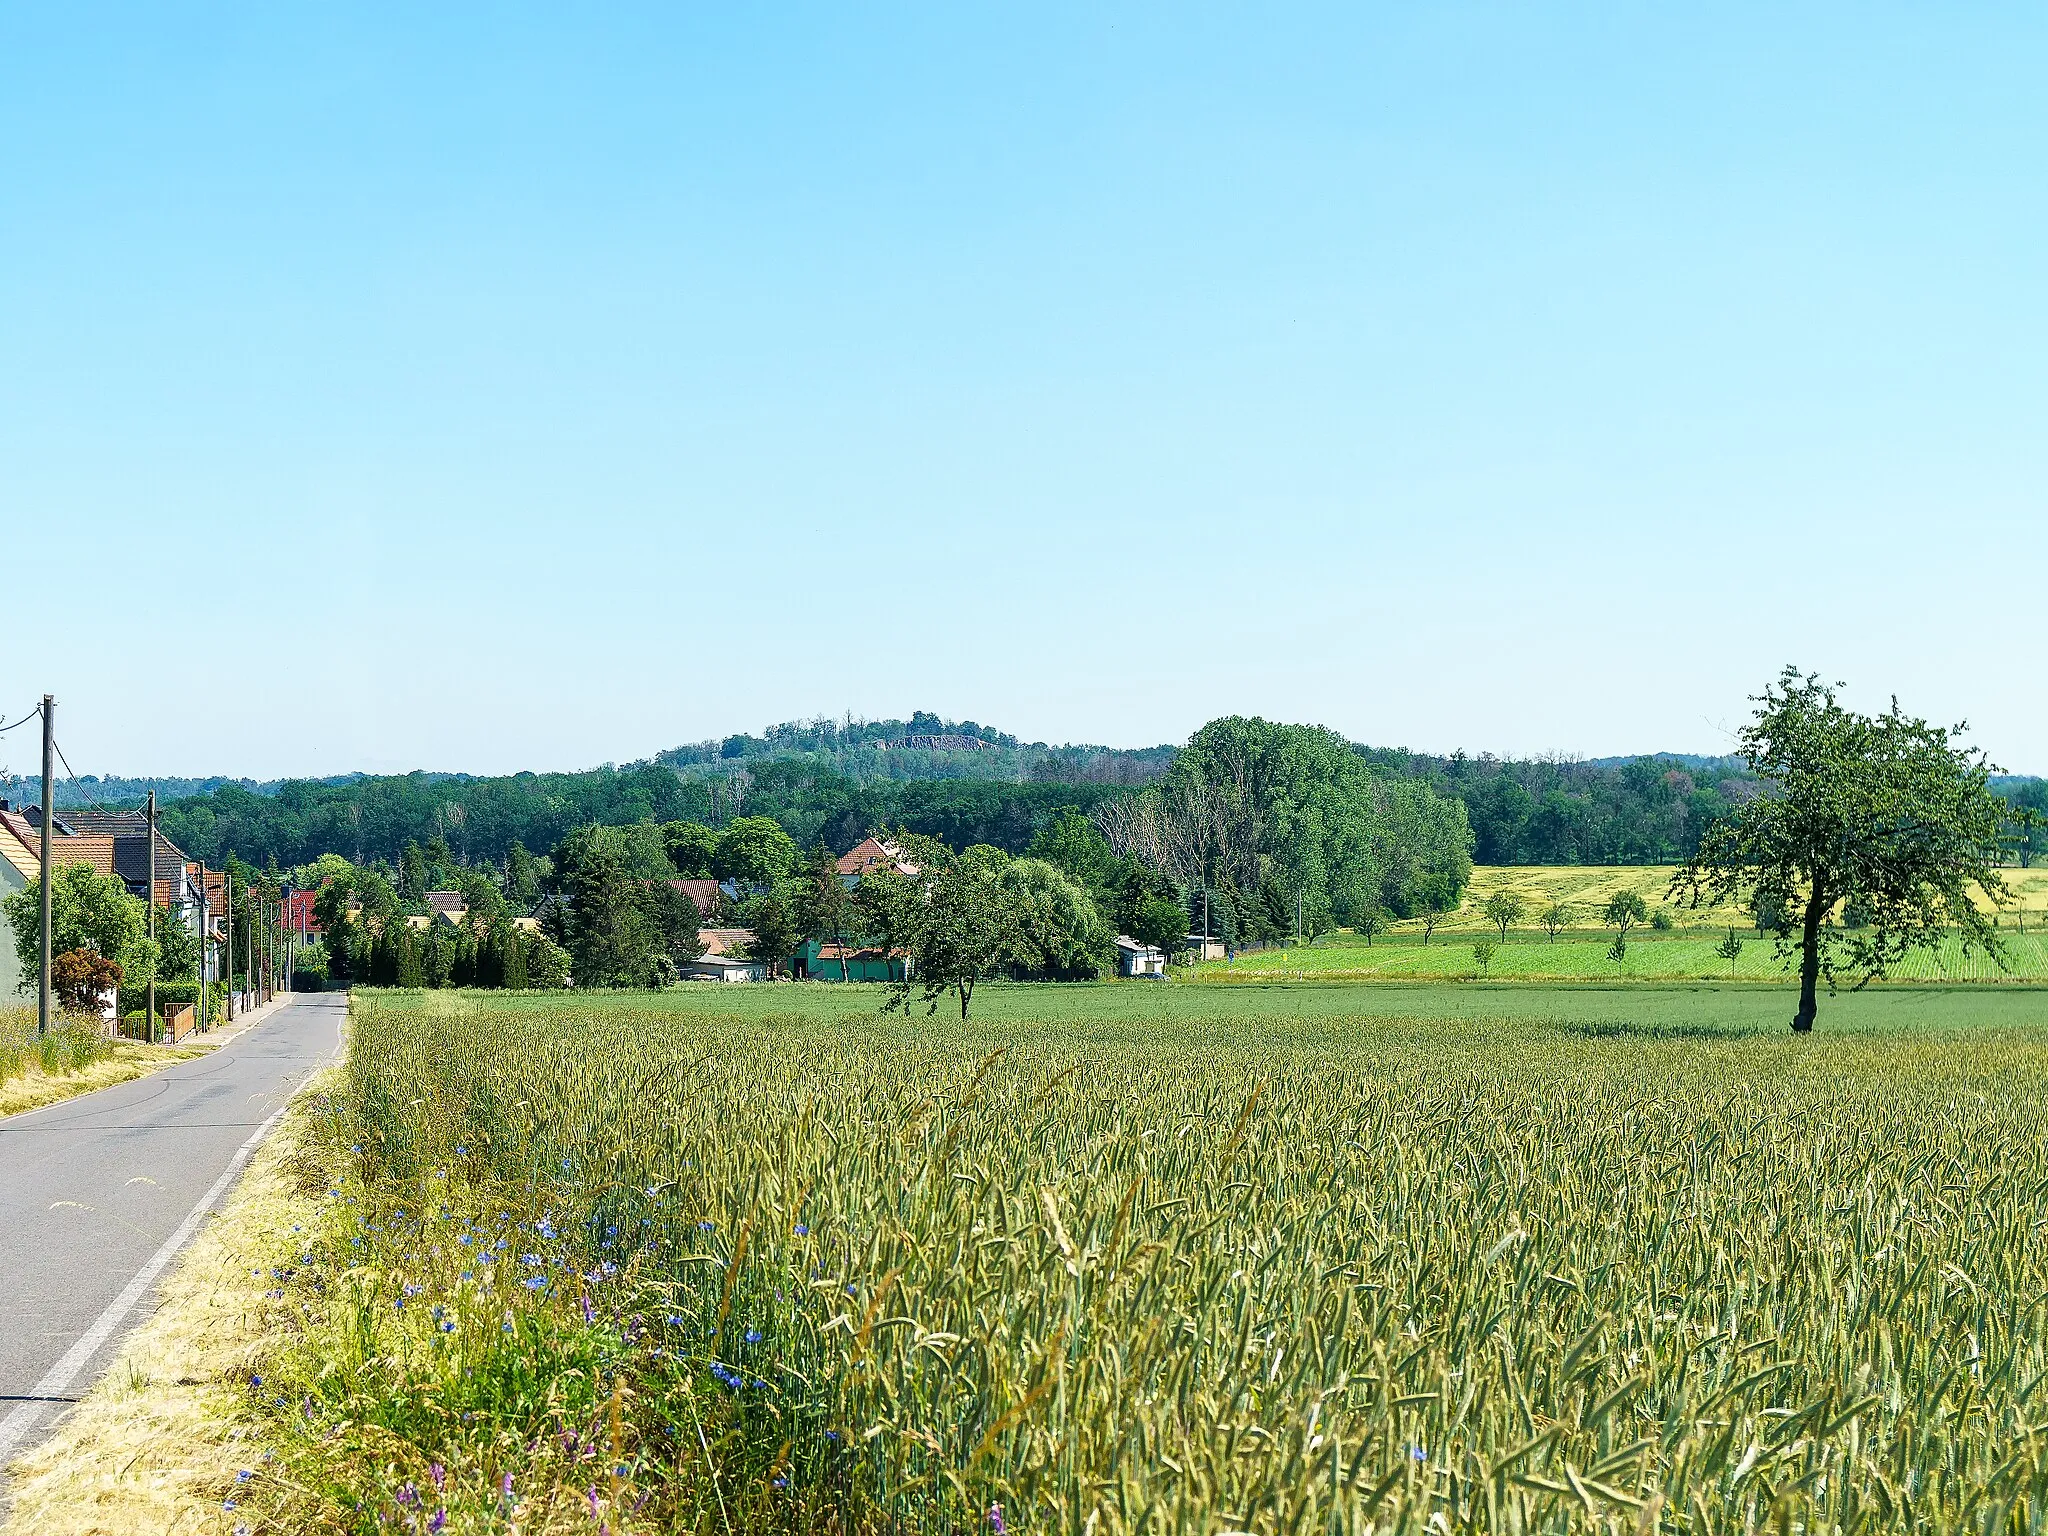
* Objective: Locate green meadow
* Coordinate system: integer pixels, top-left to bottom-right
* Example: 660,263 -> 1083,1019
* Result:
234,979 -> 2048,1533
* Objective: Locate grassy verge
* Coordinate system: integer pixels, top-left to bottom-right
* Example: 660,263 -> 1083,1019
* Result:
222,987 -> 2048,1531
0,1008 -> 212,1121
1,1070 -> 336,1535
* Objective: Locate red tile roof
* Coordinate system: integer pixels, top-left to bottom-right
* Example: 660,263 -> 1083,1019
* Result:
669,878 -> 722,917
836,837 -> 918,878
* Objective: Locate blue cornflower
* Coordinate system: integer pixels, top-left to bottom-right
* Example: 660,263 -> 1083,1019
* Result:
523,1276 -> 548,1291
744,1330 -> 763,1344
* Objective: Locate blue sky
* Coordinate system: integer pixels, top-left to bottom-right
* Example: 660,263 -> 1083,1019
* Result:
3,4 -> 2042,778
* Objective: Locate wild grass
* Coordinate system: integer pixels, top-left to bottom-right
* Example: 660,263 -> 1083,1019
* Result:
0,1004 -> 115,1087
241,986 -> 2048,1533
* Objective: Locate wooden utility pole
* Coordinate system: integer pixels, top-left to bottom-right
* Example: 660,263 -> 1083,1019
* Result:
146,790 -> 157,1043
37,694 -> 53,1037
224,869 -> 234,1021
196,879 -> 208,1032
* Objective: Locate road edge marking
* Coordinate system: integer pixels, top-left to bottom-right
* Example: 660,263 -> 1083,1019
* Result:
0,1001 -> 342,1469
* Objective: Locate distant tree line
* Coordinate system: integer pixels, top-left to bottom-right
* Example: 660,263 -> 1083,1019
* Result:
153,762 -> 1127,872
1355,749 -> 1758,865
107,716 -> 2048,881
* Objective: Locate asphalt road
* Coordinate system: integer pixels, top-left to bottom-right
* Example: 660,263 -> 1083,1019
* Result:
0,992 -> 344,1473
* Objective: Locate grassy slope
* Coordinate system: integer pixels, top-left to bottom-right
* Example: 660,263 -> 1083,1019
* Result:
1437,862 -> 2048,937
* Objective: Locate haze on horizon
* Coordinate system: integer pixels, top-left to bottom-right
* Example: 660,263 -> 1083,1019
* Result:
5,6 -> 2042,782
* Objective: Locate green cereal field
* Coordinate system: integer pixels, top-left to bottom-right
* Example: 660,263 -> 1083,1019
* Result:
238,979 -> 2048,1533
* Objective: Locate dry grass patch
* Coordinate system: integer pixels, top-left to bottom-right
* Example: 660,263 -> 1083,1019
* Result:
0,1039 -> 210,1121
1,1073 -> 336,1536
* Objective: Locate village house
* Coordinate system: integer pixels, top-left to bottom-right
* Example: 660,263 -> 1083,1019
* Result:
1114,935 -> 1167,977
835,836 -> 919,885
668,878 -> 722,918
0,800 -> 216,1007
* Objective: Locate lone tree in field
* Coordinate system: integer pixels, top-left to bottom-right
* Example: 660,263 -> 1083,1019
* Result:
1672,667 -> 2010,1032
1410,872 -> 1456,944
1540,901 -> 1571,942
1601,890 -> 1648,945
1352,900 -> 1387,946
1483,890 -> 1525,942
885,849 -> 1022,1019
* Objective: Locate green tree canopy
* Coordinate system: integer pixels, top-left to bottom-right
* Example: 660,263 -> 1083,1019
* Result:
5,861 -> 151,994
999,856 -> 1113,980
1099,717 -> 1473,937
1673,668 -> 2012,1031
661,821 -> 720,879
713,816 -> 798,887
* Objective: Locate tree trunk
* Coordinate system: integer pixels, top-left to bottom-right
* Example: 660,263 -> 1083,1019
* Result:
1793,886 -> 1827,1033
958,979 -> 973,1019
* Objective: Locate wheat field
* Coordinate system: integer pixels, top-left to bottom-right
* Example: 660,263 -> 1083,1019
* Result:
233,985 -> 2048,1533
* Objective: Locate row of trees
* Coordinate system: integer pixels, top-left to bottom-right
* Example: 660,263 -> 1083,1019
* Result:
312,860 -> 572,990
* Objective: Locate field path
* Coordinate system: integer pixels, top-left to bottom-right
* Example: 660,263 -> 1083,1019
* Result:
0,992 -> 344,1480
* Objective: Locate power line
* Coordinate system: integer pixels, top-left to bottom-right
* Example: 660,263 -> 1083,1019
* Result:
0,703 -> 43,735
51,737 -> 121,817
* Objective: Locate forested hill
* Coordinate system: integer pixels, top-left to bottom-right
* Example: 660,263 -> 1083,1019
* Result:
35,707 -> 2043,872
151,761 -> 1131,870
656,711 -> 1175,785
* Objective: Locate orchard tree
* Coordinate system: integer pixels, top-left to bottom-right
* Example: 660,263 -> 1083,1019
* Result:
1483,889 -> 1526,941
1352,901 -> 1388,946
1410,871 -> 1456,944
885,850 -> 1021,1019
1673,668 -> 2011,1032
1601,891 -> 1648,944
1715,929 -> 1744,975
1540,902 -> 1571,942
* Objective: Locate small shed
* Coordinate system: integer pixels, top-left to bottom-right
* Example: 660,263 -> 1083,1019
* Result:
795,939 -> 907,982
1115,936 -> 1167,977
1181,935 -> 1227,961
